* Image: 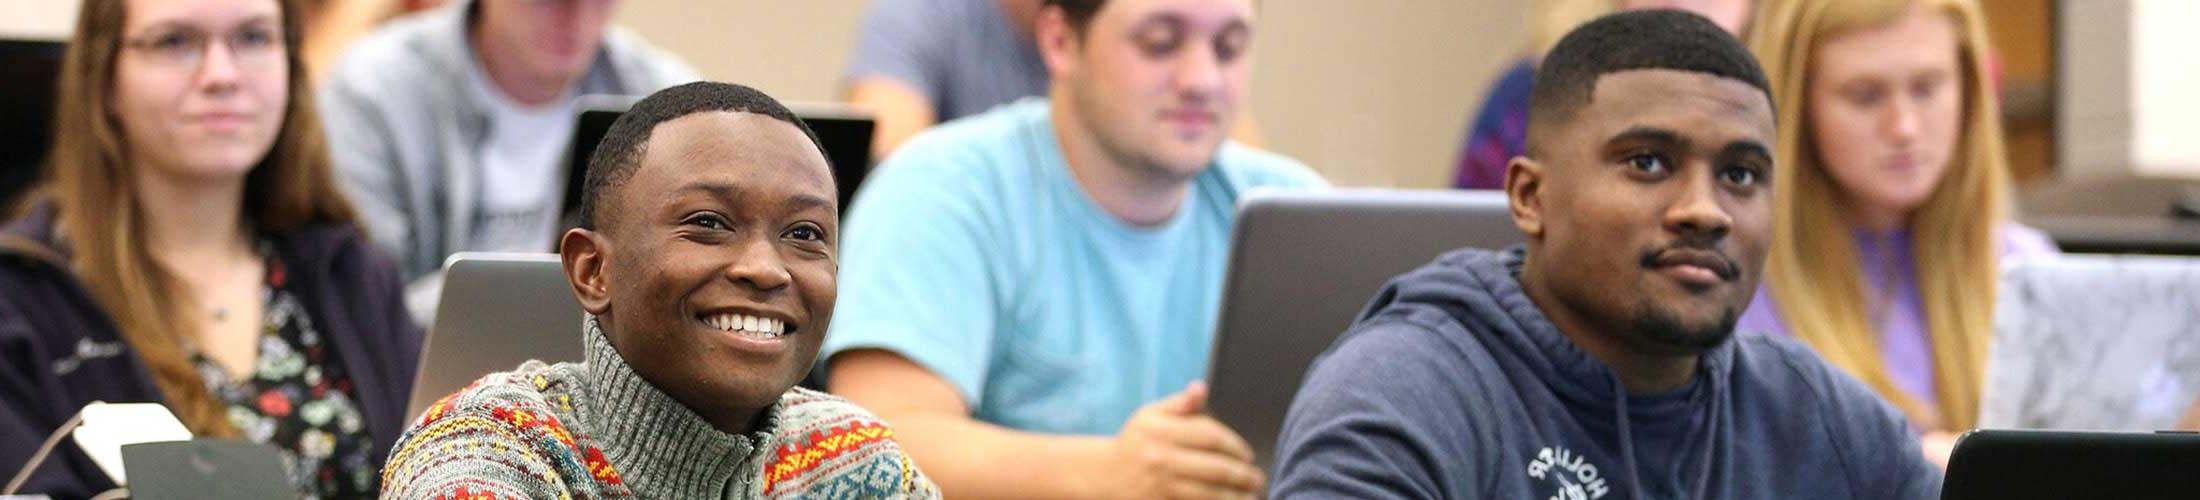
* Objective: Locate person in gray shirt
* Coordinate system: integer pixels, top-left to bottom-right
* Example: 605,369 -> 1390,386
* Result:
843,0 -> 1260,159
318,0 -> 696,322
842,0 -> 1051,158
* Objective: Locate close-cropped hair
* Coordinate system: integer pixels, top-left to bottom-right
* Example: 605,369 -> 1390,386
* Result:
578,81 -> 827,230
1524,9 -> 1772,157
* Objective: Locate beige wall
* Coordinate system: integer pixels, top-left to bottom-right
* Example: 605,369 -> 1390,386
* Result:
0,0 -> 81,40
5,0 -> 1529,188
617,0 -> 1531,189
614,1 -> 871,105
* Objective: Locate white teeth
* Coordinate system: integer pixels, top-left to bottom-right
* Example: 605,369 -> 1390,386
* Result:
702,313 -> 789,338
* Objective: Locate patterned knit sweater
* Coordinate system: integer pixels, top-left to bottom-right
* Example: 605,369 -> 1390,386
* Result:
379,324 -> 939,499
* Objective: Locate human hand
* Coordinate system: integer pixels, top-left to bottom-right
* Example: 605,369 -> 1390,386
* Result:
1102,382 -> 1264,500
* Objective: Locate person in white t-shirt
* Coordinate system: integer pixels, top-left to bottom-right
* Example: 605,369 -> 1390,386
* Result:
318,0 -> 696,323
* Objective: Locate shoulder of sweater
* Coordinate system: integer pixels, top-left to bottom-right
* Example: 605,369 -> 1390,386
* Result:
409,360 -> 586,429
759,388 -> 937,497
771,387 -> 896,435
767,388 -> 917,457
384,360 -> 612,499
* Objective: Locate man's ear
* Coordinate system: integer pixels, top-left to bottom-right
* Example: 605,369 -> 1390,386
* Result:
1506,155 -> 1547,240
560,227 -> 613,316
1034,6 -> 1079,81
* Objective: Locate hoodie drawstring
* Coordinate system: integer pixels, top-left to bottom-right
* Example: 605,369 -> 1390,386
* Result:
1690,363 -> 1727,499
1612,372 -> 1648,500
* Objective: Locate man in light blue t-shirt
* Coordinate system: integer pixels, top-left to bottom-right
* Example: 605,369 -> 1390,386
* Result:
823,0 -> 1323,498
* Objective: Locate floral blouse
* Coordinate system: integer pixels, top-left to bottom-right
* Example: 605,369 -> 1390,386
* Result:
193,246 -> 377,499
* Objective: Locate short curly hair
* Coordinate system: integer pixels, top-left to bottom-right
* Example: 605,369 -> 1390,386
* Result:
1526,9 -> 1772,157
578,81 -> 828,229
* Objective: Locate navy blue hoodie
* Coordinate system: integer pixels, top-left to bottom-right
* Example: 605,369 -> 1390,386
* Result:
1271,247 -> 1939,499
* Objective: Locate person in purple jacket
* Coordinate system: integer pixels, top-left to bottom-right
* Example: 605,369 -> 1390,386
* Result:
0,0 -> 418,497
1272,10 -> 1939,499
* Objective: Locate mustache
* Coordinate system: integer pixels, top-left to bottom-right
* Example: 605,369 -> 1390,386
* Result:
1637,240 -> 1740,282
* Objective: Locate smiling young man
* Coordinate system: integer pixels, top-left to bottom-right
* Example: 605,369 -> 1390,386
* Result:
378,82 -> 937,499
820,0 -> 1324,498
1270,10 -> 1939,500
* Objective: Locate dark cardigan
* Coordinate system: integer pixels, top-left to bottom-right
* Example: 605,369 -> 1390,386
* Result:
0,204 -> 422,499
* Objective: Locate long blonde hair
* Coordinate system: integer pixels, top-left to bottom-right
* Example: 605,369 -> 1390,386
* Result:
1747,0 -> 2008,431
41,0 -> 358,437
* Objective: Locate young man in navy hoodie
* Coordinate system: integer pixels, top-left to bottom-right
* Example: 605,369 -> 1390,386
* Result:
1270,9 -> 1941,500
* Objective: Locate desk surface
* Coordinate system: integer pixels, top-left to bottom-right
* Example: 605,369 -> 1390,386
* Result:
2021,176 -> 2200,255
2024,214 -> 2200,255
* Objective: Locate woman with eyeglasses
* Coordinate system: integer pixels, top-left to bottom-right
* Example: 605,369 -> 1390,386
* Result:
0,0 -> 419,497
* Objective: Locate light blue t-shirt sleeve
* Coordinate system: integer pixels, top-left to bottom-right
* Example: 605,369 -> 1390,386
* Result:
843,0 -> 946,99
1215,143 -> 1330,193
822,137 -> 1001,407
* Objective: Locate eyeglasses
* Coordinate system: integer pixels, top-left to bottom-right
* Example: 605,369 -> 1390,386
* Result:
120,25 -> 286,72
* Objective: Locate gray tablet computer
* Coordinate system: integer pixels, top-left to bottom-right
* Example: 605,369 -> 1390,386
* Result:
1205,189 -> 1520,471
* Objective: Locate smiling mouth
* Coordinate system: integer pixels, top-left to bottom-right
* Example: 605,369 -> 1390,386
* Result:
698,312 -> 797,340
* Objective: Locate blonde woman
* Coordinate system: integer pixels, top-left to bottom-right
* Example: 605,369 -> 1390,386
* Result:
0,0 -> 418,496
1740,0 -> 2057,463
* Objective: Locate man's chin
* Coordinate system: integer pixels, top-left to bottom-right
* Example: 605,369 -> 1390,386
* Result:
1146,145 -> 1221,179
1629,306 -> 1739,354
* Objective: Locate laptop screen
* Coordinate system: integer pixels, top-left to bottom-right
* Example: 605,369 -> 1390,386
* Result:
0,39 -> 65,212
559,96 -> 876,231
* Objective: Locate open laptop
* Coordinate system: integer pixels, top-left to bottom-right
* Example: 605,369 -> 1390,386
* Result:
121,440 -> 294,499
561,94 -> 876,231
1941,429 -> 2200,499
0,39 -> 65,211
1205,189 -> 1520,471
1979,255 -> 2200,431
404,253 -> 586,419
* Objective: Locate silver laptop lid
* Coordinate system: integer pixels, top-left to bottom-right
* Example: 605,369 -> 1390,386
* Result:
1205,188 -> 1520,471
1980,255 -> 2200,431
405,252 -> 586,420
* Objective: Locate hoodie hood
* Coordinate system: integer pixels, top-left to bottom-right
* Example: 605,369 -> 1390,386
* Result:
1352,245 -> 1734,498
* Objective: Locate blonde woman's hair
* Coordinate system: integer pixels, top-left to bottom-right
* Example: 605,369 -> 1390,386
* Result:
1746,0 -> 2009,431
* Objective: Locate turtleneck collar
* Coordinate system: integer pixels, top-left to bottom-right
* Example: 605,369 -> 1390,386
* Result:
574,319 -> 783,498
